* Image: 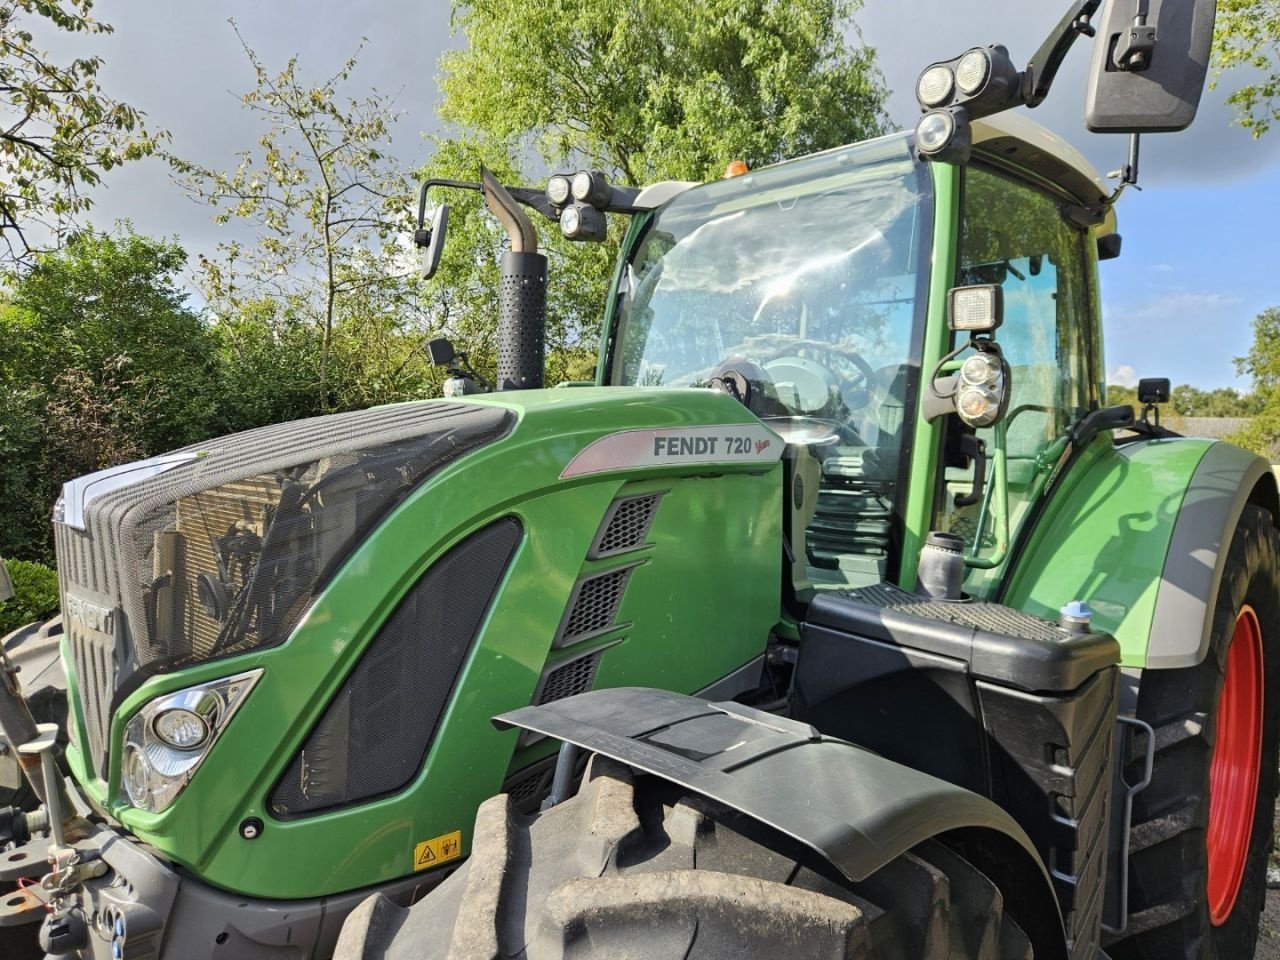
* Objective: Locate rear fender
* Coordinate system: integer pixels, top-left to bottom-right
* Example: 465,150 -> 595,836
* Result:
1004,438 -> 1277,669
495,687 -> 1068,960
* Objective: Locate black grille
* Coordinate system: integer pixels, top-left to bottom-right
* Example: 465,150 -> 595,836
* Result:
535,651 -> 602,705
270,518 -> 522,816
67,625 -> 115,778
589,493 -> 663,558
555,566 -> 635,647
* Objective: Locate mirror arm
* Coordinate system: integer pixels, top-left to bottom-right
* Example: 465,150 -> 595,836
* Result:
1022,0 -> 1105,107
416,178 -> 482,244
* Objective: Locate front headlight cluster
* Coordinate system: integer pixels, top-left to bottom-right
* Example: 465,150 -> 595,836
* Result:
121,670 -> 261,813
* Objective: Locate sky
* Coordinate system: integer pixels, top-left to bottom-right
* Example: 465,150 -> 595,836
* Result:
46,0 -> 1280,391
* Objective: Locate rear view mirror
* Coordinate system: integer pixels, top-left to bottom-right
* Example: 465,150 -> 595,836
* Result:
421,203 -> 449,280
1085,0 -> 1217,132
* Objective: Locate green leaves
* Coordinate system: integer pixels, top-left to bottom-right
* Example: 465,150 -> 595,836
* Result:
173,22 -> 419,410
422,0 -> 889,383
1213,0 -> 1280,137
0,0 -> 163,263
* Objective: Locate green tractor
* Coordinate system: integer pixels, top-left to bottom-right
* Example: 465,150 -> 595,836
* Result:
1,0 -> 1273,958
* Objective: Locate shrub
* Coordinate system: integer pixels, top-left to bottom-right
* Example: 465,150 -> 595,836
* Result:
0,560 -> 60,636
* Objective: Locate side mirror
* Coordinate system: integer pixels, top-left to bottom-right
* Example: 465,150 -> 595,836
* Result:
420,203 -> 450,280
1138,377 -> 1171,404
1085,0 -> 1218,132
426,337 -> 456,367
0,557 -> 13,604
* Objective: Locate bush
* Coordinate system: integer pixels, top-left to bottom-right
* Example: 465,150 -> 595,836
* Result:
0,560 -> 60,636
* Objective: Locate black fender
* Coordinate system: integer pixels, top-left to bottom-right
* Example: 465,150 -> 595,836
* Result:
1147,441 -> 1278,669
496,687 -> 1068,960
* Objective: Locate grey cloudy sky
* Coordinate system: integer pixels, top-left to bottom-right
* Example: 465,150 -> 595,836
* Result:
48,1 -> 1280,388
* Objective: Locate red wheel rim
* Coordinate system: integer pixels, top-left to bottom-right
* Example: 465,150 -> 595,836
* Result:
1207,604 -> 1265,926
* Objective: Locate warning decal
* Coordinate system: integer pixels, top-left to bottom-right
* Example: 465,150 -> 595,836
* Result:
413,830 -> 463,871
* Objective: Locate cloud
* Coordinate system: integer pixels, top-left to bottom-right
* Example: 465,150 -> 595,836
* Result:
1108,364 -> 1138,387
1150,263 -> 1175,273
1123,290 -> 1243,321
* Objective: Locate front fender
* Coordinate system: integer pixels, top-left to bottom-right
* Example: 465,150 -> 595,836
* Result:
1004,437 -> 1276,669
495,687 -> 1068,960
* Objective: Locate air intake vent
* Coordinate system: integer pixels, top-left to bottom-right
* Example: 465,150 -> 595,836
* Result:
589,493 -> 663,558
269,517 -> 522,817
555,565 -> 636,647
535,650 -> 603,706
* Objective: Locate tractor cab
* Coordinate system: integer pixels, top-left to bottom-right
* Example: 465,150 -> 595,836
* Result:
604,112 -> 1117,602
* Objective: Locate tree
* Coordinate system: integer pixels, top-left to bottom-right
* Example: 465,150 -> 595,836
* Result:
0,227 -> 218,562
1230,306 -> 1280,455
1213,0 -> 1280,137
0,0 -> 163,262
440,0 -> 888,185
172,24 -> 422,410
423,0 -> 890,377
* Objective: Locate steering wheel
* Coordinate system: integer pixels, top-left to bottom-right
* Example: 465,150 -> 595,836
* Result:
728,334 -> 876,415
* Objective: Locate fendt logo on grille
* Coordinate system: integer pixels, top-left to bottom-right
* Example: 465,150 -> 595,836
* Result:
65,595 -> 115,635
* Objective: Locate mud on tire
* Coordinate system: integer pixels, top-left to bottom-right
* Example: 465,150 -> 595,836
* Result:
337,757 -> 1039,960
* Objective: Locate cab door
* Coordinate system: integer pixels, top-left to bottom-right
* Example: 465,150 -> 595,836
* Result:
936,161 -> 1099,597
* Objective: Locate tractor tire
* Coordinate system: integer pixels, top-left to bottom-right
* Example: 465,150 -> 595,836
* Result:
0,617 -> 67,810
335,757 -> 1040,960
1107,504 -> 1280,960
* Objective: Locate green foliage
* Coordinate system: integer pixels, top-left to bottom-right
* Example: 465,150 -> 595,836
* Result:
172,23 -> 421,410
0,559 -> 59,634
0,0 -> 164,262
0,227 -> 219,562
441,0 -> 888,184
424,0 -> 889,378
1230,306 -> 1280,455
1213,0 -> 1280,137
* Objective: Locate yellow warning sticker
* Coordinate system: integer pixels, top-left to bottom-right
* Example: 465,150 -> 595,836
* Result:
413,830 -> 462,871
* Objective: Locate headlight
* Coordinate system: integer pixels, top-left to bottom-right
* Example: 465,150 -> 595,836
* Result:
916,65 -> 955,108
546,174 -> 571,207
121,670 -> 261,813
955,48 -> 990,96
956,384 -> 1002,428
570,169 -> 610,207
955,351 -> 1007,429
560,202 -> 607,242
916,110 -> 956,153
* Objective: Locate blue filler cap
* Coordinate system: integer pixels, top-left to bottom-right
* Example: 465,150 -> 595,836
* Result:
1060,600 -> 1093,633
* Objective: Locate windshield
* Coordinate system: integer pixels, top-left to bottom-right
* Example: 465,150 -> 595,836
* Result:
610,135 -> 932,590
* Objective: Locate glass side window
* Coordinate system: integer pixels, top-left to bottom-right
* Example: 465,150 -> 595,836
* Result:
610,136 -> 931,591
943,164 -> 1092,585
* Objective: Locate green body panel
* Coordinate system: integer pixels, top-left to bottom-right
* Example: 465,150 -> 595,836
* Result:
61,387 -> 782,898
1001,436 -> 1214,667
899,163 -> 959,589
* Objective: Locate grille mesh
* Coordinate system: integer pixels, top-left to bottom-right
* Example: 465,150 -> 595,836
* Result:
556,567 -> 634,646
269,518 -> 522,817
68,626 -> 114,778
589,493 -> 662,558
536,651 -> 603,705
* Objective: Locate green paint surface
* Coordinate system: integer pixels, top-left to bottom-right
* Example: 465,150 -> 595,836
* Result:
1002,436 -> 1213,666
63,387 -> 781,898
899,162 -> 958,588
